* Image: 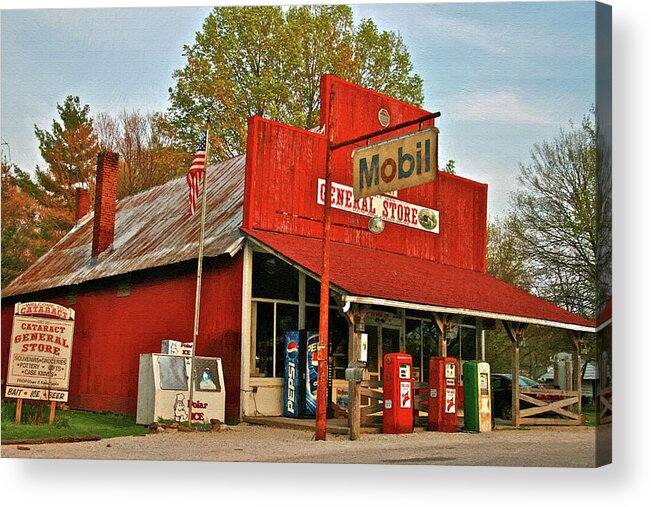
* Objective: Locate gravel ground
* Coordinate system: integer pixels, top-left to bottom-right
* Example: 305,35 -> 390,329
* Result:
1,423 -> 610,468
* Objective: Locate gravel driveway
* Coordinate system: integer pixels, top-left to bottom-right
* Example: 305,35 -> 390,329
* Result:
1,423 -> 610,468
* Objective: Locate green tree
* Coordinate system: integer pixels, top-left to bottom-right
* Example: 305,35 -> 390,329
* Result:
32,96 -> 100,230
1,96 -> 100,284
510,115 -> 597,319
485,216 -> 564,379
1,162 -> 53,285
168,5 -> 424,159
95,110 -> 191,198
443,160 -> 456,174
486,216 -> 533,290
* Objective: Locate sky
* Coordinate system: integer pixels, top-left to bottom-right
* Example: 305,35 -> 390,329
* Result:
1,1 -> 597,218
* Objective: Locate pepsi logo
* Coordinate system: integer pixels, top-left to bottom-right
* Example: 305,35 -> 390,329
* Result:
287,341 -> 298,354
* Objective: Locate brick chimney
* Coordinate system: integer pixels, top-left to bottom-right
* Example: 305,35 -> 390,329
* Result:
91,152 -> 119,257
75,186 -> 91,222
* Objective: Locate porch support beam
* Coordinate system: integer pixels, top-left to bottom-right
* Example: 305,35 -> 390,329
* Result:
342,304 -> 369,441
432,312 -> 456,357
503,320 -> 528,428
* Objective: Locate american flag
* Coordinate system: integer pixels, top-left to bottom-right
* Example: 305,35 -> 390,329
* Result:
186,134 -> 207,216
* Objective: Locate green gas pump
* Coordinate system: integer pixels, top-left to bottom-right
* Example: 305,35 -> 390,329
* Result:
463,361 -> 492,432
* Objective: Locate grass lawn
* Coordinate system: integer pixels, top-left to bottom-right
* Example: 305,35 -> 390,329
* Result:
581,405 -> 598,427
1,401 -> 148,441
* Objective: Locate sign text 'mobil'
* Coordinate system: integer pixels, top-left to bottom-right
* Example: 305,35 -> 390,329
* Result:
352,127 -> 439,199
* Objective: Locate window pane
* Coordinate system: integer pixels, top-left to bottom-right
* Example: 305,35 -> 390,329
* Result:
252,252 -> 299,301
329,309 -> 349,379
255,302 -> 274,377
422,322 -> 439,382
406,319 -> 423,381
306,276 -> 320,304
304,306 -> 349,378
447,327 -> 460,363
193,358 -> 221,392
305,305 -> 320,331
276,304 -> 299,378
461,327 -> 477,362
367,326 -> 379,374
158,355 -> 188,390
382,328 -> 400,358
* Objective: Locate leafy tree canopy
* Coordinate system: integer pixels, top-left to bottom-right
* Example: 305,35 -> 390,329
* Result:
168,5 -> 424,159
33,95 -> 100,217
95,110 -> 191,199
1,162 -> 54,285
509,115 -> 597,319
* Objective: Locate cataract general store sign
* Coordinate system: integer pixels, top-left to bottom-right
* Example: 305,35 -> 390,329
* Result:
317,178 -> 439,234
352,127 -> 439,199
5,302 -> 76,402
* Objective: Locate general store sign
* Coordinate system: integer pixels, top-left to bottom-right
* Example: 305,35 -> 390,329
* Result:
317,178 -> 439,234
352,127 -> 438,199
5,302 -> 75,402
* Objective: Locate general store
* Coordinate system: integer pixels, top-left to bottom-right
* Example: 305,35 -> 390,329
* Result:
1,75 -> 595,429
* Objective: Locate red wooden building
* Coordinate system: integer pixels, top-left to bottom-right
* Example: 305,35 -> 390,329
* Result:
1,76 -> 594,424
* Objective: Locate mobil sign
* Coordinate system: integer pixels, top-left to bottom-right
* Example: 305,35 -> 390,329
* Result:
352,127 -> 439,199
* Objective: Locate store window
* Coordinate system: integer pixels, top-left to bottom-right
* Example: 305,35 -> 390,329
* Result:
252,252 -> 299,301
447,322 -> 478,367
306,306 -> 349,379
253,301 -> 299,378
405,318 -> 439,382
251,251 -> 349,379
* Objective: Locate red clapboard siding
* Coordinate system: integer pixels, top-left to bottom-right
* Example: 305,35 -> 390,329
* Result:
1,255 -> 243,422
243,75 -> 487,271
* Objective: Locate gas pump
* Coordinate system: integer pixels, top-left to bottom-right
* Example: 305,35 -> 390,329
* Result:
383,353 -> 414,434
428,357 -> 459,432
462,361 -> 492,432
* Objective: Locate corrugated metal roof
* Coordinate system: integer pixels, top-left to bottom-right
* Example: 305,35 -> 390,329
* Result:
539,362 -> 600,381
2,155 -> 246,298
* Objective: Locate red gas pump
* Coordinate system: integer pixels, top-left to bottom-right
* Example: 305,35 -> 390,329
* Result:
383,353 -> 414,434
428,357 -> 459,432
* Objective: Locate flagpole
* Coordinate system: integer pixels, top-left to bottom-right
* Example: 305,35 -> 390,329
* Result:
188,120 -> 211,427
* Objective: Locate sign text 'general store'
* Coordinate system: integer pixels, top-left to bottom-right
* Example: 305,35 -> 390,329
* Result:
317,179 -> 439,234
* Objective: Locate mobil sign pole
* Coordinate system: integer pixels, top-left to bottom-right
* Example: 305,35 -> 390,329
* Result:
5,302 -> 76,424
315,101 -> 440,441
315,89 -> 336,441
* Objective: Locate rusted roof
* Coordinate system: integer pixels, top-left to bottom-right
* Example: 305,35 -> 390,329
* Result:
2,155 -> 246,298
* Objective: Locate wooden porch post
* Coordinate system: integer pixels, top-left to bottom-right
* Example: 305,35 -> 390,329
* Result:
433,313 -> 455,357
503,321 -> 527,428
343,304 -> 367,441
571,332 -> 584,420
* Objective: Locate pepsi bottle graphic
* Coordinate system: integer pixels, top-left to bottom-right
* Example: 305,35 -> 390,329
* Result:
305,332 -> 319,416
283,331 -> 301,417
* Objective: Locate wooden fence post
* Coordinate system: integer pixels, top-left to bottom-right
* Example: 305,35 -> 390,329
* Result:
571,332 -> 584,420
15,398 -> 23,425
49,401 -> 57,425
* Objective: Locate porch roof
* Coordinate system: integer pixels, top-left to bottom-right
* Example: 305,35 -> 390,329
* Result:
244,228 -> 595,333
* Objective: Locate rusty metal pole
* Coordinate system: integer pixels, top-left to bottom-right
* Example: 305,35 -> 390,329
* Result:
315,89 -> 336,441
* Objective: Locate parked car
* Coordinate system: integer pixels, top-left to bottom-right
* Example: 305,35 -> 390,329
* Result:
491,373 -> 562,420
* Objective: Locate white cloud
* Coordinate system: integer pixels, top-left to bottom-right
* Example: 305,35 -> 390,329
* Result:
448,90 -> 566,125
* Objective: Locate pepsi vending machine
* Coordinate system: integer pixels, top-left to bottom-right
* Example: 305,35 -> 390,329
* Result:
284,330 -> 332,418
